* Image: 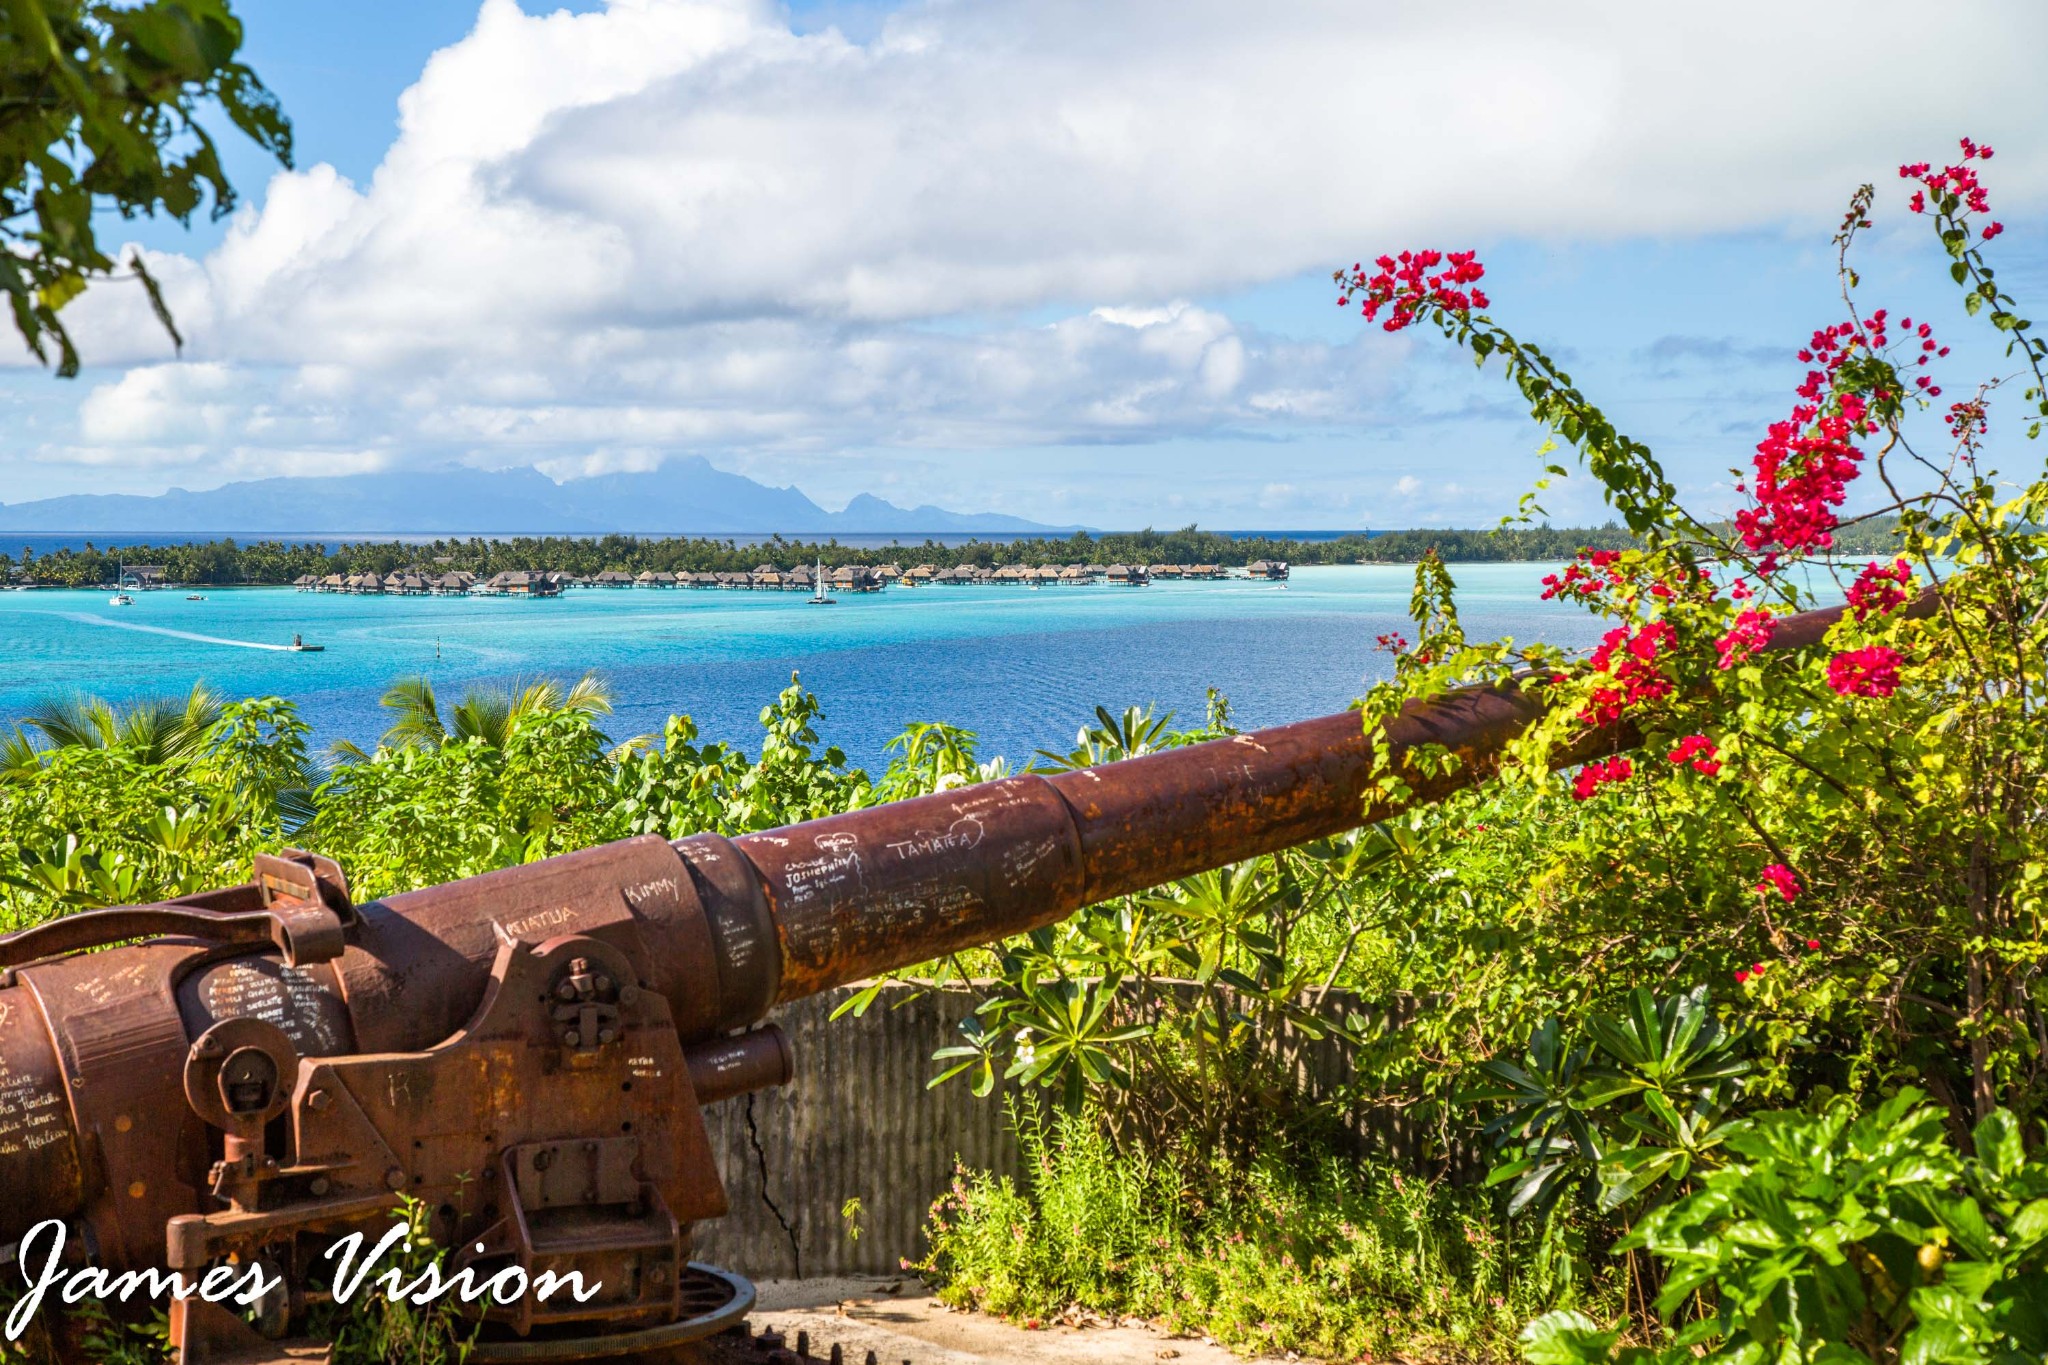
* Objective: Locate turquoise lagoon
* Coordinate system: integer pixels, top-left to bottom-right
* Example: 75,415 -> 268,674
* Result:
0,565 -> 1605,766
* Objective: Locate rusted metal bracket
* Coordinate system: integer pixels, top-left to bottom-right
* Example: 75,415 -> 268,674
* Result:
0,851 -> 354,982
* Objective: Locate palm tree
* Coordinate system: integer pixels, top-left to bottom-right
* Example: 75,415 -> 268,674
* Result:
348,673 -> 626,755
1,726 -> 44,783
15,684 -> 225,767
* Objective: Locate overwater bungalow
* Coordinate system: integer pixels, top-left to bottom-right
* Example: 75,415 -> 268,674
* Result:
592,570 -> 635,588
994,564 -> 1029,584
431,572 -> 472,595
1032,565 -> 1062,585
687,571 -> 720,588
831,565 -> 882,592
753,565 -> 788,590
1245,559 -> 1290,580
1084,563 -> 1108,578
1148,564 -> 1180,580
970,567 -> 996,584
1188,564 -> 1225,580
320,573 -> 347,592
935,566 -> 974,586
477,570 -> 563,597
904,564 -> 938,585
1104,564 -> 1149,586
876,563 -> 903,583
1059,565 -> 1091,584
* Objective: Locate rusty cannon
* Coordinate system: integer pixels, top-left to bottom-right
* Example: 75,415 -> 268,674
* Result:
0,600 -> 1869,1364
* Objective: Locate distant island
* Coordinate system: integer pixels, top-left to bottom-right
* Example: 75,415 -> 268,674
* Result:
0,456 -> 1078,538
0,521 -> 1904,589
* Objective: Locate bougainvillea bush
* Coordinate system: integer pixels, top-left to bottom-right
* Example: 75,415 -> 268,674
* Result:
1325,140 -> 2048,1362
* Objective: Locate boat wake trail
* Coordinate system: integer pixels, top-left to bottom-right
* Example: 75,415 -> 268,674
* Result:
57,613 -> 294,652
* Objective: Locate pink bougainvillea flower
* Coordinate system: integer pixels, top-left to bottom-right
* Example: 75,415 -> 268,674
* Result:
1846,559 -> 1913,621
1716,610 -> 1776,670
1757,864 -> 1800,903
1335,250 -> 1489,332
1667,734 -> 1722,776
1827,646 -> 1903,698
1570,757 -> 1633,801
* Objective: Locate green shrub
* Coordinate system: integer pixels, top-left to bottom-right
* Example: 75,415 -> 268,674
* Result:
919,1104 -> 1620,1361
1521,1089 -> 2048,1365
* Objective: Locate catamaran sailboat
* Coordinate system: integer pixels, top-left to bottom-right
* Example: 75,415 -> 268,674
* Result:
808,558 -> 835,606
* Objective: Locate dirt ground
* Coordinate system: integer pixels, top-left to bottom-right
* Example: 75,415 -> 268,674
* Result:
747,1276 -> 1279,1365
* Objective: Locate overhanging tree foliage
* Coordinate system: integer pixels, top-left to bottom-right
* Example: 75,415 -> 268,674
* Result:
2,0 -> 289,374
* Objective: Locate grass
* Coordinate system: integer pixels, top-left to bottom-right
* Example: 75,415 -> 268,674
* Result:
915,1104 -> 1621,1362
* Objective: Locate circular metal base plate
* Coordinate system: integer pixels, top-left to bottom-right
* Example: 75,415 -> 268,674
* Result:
466,1264 -> 755,1363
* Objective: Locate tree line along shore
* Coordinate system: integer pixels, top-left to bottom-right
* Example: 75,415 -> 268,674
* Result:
1,520 -> 1903,589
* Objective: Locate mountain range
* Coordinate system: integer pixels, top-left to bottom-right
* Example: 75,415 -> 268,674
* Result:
0,458 -> 1075,537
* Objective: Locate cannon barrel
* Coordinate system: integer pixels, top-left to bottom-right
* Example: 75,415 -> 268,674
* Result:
0,592 -> 1897,1356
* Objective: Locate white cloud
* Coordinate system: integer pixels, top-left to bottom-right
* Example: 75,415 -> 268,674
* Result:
12,0 -> 2048,505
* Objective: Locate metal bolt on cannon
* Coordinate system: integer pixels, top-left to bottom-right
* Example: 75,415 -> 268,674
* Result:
0,600 -> 1875,1364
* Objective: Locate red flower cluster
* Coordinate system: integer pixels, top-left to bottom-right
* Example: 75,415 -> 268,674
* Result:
1374,632 -> 1410,653
1946,397 -> 1988,452
1570,756 -> 1632,801
1733,352 -> 1873,555
1901,137 -> 1994,230
1539,548 -> 1625,602
1579,621 -> 1676,725
1847,559 -> 1913,621
1757,863 -> 1800,903
1336,251 -> 1489,333
1827,646 -> 1903,698
1894,316 -> 1949,397
1715,609 -> 1775,670
1667,734 -> 1721,776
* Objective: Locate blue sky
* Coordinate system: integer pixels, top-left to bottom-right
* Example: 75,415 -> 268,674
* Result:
3,0 -> 2044,529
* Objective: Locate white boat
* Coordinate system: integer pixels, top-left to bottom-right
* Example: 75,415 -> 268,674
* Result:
109,592 -> 133,606
808,557 -> 835,606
